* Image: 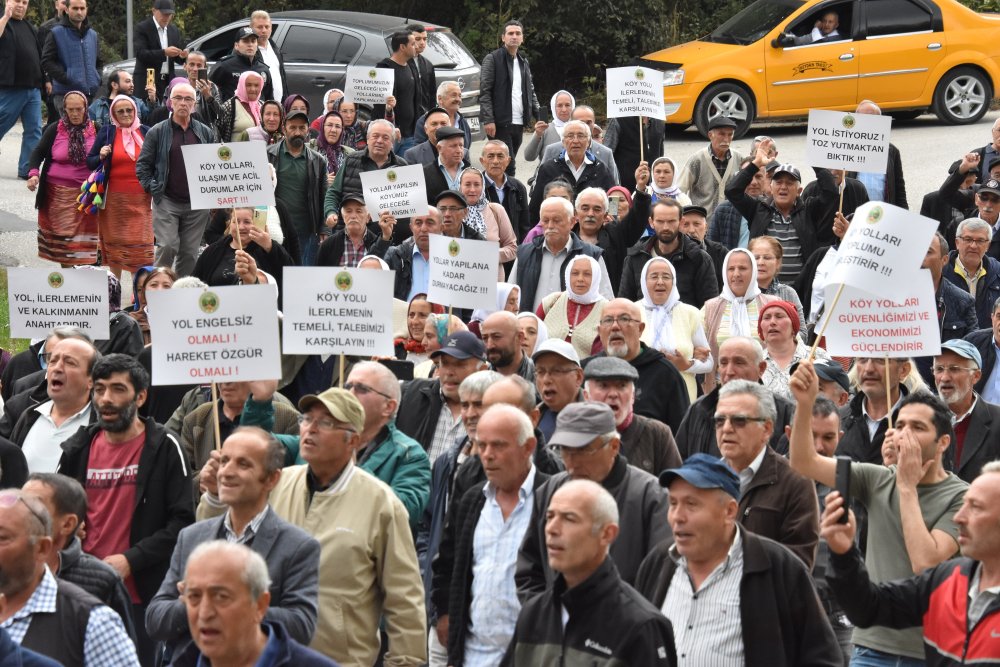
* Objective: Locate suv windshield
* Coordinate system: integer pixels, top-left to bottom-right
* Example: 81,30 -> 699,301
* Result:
423,30 -> 477,69
706,0 -> 801,44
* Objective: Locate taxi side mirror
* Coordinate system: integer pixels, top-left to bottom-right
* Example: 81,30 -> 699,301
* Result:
772,33 -> 795,48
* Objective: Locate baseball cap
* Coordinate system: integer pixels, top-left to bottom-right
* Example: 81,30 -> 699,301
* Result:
707,116 -> 737,130
939,339 -> 983,369
153,0 -> 175,13
284,110 -> 309,124
237,27 -> 256,41
789,359 -> 851,393
772,163 -> 802,182
340,192 -> 366,206
430,331 -> 486,361
298,388 -> 365,434
532,339 -> 580,366
434,126 -> 465,142
583,356 -> 638,382
659,453 -> 741,500
549,402 -> 617,449
979,179 -> 1000,197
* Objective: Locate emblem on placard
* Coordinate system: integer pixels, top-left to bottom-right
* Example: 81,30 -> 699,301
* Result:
368,69 -> 377,78
842,114 -> 856,129
47,272 -> 64,289
635,68 -> 645,80
866,205 -> 883,224
448,240 -> 460,257
199,291 -> 220,313
335,271 -> 353,291
387,170 -> 397,183
217,146 -> 232,161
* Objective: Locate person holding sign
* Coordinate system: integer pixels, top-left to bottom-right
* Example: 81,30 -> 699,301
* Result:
847,100 -> 908,210
387,210 -> 444,301
315,193 -> 391,268
537,255 -> 608,359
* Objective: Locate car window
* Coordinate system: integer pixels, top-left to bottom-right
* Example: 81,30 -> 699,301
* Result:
283,25 -> 340,63
707,0 -> 801,45
787,3 -> 853,41
865,0 -> 933,36
422,31 -> 477,69
334,34 -> 362,65
197,27 -> 242,62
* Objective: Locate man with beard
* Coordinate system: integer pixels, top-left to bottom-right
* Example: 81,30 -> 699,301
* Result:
57,354 -> 194,665
481,311 -> 534,382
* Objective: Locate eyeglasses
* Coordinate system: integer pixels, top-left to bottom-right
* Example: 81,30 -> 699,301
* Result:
932,365 -> 976,375
563,133 -> 589,140
599,315 -> 638,327
296,414 -> 356,434
535,366 -> 579,378
957,236 -> 990,246
0,494 -> 49,530
713,414 -> 768,429
170,96 -> 196,103
437,205 -> 466,213
344,381 -> 392,400
552,438 -> 611,457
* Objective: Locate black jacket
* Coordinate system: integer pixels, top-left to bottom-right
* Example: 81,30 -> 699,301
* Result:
0,17 -> 43,89
835,385 -> 909,464
57,418 -> 194,604
585,191 -> 650,295
619,233 -> 719,307
528,154 -> 614,223
323,149 -> 409,242
847,143 -> 907,209
131,16 -> 183,95
267,141 -> 329,235
423,158 -> 470,203
636,527 -> 841,667
676,384 -> 795,459
485,175 -> 531,241
394,378 -> 446,451
316,227 -> 390,268
385,237 -> 420,301
410,54 -> 437,118
0,340 -> 43,403
479,47 -> 540,127
949,396 -> 1000,483
209,50 -> 273,102
802,176 -> 869,247
966,327 -> 998,396
0,435 -> 27,488
502,558 -> 676,667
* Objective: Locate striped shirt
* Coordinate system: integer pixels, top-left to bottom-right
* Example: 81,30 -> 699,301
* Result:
222,505 -> 270,545
766,211 -> 802,283
428,397 -> 466,465
662,529 -> 744,667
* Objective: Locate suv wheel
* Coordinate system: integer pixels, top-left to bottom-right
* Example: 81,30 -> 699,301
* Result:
933,67 -> 992,125
694,82 -> 755,138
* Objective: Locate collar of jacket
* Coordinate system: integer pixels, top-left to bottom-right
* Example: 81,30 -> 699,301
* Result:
740,446 -> 779,496
639,232 -> 700,259
554,555 -> 620,614
58,534 -> 83,572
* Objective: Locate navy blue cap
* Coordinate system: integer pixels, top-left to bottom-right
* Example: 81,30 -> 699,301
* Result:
659,453 -> 740,500
430,331 -> 486,361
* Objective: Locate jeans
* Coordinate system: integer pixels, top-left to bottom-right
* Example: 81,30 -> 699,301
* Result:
0,87 -> 43,178
851,646 -> 925,667
152,195 -> 210,276
297,231 -> 319,266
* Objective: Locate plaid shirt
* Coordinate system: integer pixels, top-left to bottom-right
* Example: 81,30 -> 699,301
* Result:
342,235 -> 367,267
708,200 -> 746,250
2,568 -> 139,666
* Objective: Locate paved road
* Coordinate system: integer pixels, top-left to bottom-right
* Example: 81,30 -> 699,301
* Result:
2,109 -> 998,270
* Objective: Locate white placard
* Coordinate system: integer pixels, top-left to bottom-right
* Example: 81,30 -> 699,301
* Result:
805,109 -> 892,172
146,285 -> 280,385
345,66 -> 395,105
606,66 -> 665,119
6,267 -> 110,340
827,202 -> 937,291
427,234 -> 498,310
822,269 -> 940,358
282,267 -> 395,356
181,142 -> 275,210
359,164 -> 428,217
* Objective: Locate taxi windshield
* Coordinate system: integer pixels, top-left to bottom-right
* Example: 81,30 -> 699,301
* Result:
706,0 -> 801,45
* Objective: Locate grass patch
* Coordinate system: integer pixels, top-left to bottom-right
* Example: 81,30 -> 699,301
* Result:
0,268 -> 31,355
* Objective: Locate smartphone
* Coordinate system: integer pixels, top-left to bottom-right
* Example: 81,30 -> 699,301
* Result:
251,207 -> 268,231
834,456 -> 851,524
146,68 -> 155,88
608,197 -> 619,218
197,69 -> 208,82
537,107 -> 550,123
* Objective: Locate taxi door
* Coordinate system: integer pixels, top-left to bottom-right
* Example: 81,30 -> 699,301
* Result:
764,38 -> 859,112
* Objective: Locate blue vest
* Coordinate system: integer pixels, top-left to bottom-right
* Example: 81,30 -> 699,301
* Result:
51,24 -> 100,96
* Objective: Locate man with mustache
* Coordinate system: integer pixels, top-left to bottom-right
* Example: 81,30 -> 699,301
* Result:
677,116 -> 745,217
836,356 -> 912,465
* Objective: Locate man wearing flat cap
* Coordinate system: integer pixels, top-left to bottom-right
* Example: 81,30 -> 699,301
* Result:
677,116 -> 745,218
424,127 -> 470,202
634,454 -> 841,667
198,387 -> 426,665
434,189 -> 486,243
515,401 -> 671,601
934,339 -> 1000,483
582,356 -> 681,476
315,192 -> 393,268
680,204 -> 727,289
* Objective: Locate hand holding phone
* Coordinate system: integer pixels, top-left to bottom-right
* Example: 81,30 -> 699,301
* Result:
834,456 -> 851,524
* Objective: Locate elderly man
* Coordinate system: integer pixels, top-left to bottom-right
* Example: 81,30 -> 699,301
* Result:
619,199 -> 719,306
435,189 -> 487,243
0,490 -> 138,664
823,463 -> 1000,666
847,100 -> 908,209
938,151 -> 1000,256
708,157 -> 763,250
944,217 -> 1000,328
539,105 -> 622,185
507,480 -> 676,665
424,127 -> 470,201
198,387 -> 426,664
585,299 -> 690,433
933,340 -> 1000,483
516,402 -> 671,599
635,455 -> 840,666
173,541 -> 335,666
812,358 -> 852,407
681,204 -> 727,288
531,339 -> 584,442
385,207 -> 443,300
148,427 -> 320,662
480,140 -> 531,240
404,106 -> 463,167
412,82 -> 473,148
790,360 -> 969,665
510,197 -> 613,311
482,311 -> 534,381
316,193 -> 393,267
582,356 -> 681,476
677,116 -> 745,217
676,337 -> 794,459
966,296 -> 1000,404
837,356 -> 912,464
528,120 -> 615,223
431,404 -> 548,666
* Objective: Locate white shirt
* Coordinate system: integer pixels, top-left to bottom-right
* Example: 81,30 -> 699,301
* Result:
258,41 -> 283,102
156,21 -> 170,74
21,400 -> 92,473
732,446 -> 767,495
510,56 -> 523,125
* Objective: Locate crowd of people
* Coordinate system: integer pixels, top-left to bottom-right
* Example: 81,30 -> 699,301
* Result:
3,2 -> 1000,665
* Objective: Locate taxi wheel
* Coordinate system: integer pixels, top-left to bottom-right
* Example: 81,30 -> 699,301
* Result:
694,83 -> 755,138
933,67 -> 992,125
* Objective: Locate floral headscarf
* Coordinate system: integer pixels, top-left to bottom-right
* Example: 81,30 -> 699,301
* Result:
316,111 -> 346,174
60,91 -> 94,165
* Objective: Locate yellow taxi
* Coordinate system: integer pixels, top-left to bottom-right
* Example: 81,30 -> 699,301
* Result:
642,0 -> 1000,137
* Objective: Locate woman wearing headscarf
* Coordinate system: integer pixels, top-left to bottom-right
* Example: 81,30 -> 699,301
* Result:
129,266 -> 177,345
240,99 -> 284,144
310,88 -> 343,134
26,90 -> 99,266
536,255 -> 608,358
701,248 -> 779,392
636,257 -> 713,402
517,312 -> 549,357
648,157 -> 691,206
87,96 -> 153,279
415,313 -> 468,378
394,294 -> 445,363
469,282 -> 521,338
216,71 -> 264,142
524,89 -> 575,162
310,111 -> 354,184
459,167 -> 517,280
758,300 -> 830,399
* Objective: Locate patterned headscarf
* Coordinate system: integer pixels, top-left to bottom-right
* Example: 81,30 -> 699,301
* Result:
316,111 -> 345,174
60,91 -> 94,165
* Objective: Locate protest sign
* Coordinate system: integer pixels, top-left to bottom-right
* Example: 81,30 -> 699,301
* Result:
360,164 -> 428,217
822,269 -> 940,357
345,66 -> 395,105
182,142 -> 275,210
428,234 -> 498,310
282,267 -> 395,356
146,285 -> 280,385
805,109 -> 892,172
606,66 -> 665,119
826,202 -> 937,290
6,267 -> 109,339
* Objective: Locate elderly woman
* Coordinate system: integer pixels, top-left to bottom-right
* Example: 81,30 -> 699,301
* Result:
394,293 -> 444,363
310,111 -> 353,183
333,97 -> 396,151
536,255 -> 607,358
759,300 -> 830,399
240,100 -> 284,144
750,235 -> 806,331
129,266 -> 177,345
26,91 -> 99,266
523,89 -> 575,162
606,186 -> 632,223
469,282 -> 521,337
217,71 -> 264,142
415,313 -> 469,378
517,312 -> 549,357
702,248 -> 779,391
86,96 -> 153,279
310,88 -> 344,134
636,257 -> 712,402
460,167 -> 517,279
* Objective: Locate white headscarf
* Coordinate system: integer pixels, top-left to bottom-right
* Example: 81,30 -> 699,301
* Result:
358,254 -> 390,270
639,257 -> 680,352
650,157 -> 682,199
517,312 -> 549,354
549,90 -> 576,136
720,248 -> 762,337
563,255 -> 603,305
471,282 -> 520,323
